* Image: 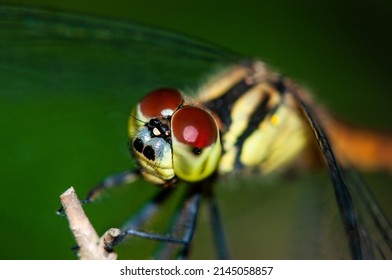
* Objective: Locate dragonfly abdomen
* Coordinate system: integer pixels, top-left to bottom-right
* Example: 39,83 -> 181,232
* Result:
322,114 -> 392,173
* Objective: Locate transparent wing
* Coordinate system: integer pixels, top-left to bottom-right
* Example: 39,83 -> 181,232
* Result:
345,169 -> 392,259
290,91 -> 392,259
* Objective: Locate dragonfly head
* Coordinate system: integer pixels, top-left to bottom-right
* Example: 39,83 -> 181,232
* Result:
129,88 -> 222,185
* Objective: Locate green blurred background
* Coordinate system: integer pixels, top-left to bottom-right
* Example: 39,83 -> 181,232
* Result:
1,0 -> 391,259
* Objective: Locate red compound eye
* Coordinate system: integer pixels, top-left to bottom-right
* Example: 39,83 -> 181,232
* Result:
139,88 -> 183,118
172,106 -> 218,148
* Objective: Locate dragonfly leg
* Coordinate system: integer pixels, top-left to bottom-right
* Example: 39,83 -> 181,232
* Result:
57,169 -> 140,215
101,183 -> 204,259
154,185 -> 203,259
103,187 -> 177,250
175,186 -> 203,259
205,187 -> 231,259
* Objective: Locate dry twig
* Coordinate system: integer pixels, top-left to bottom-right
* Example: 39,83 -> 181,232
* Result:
60,187 -> 120,260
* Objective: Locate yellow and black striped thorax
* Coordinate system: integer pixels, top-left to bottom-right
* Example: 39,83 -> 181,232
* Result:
128,60 -> 308,185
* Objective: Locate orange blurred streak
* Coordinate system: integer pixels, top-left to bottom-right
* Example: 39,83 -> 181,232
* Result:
323,115 -> 392,174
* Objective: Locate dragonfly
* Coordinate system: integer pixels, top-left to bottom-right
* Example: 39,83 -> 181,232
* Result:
1,6 -> 391,260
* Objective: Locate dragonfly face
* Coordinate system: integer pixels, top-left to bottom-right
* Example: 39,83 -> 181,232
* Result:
129,88 -> 222,184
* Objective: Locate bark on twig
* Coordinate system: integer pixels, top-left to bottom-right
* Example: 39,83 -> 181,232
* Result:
60,187 -> 119,260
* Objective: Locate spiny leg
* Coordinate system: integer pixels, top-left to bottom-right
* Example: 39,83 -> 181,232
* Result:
57,170 -> 140,215
175,186 -> 203,259
154,184 -> 203,259
204,186 -> 231,259
81,170 -> 140,204
104,183 -> 203,259
103,182 -> 205,259
104,186 -> 177,250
